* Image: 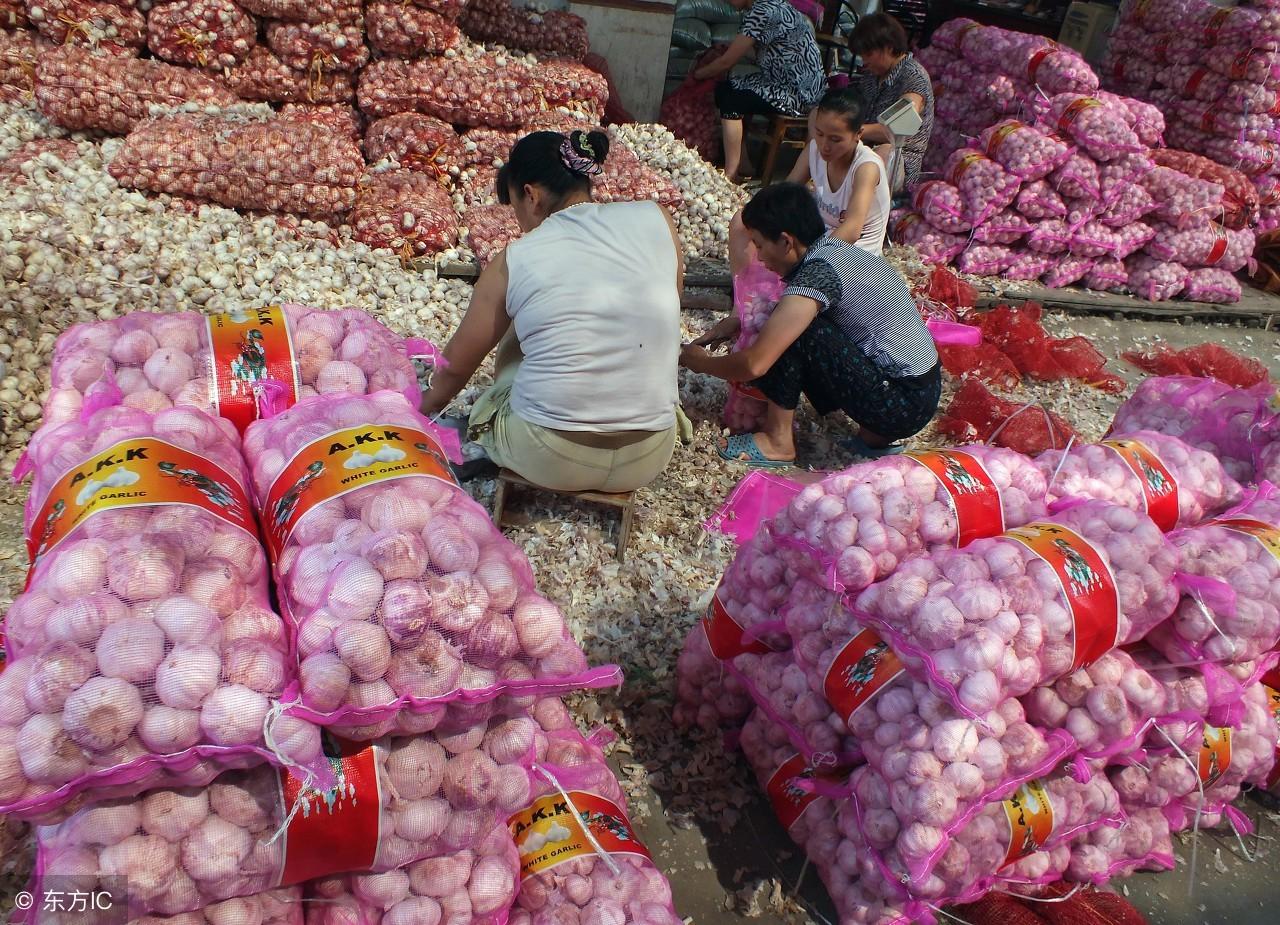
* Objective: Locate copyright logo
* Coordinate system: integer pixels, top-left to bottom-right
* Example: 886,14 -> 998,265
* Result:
13,892 -> 32,911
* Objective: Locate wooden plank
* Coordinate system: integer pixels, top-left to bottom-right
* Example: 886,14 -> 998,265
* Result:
982,282 -> 1280,323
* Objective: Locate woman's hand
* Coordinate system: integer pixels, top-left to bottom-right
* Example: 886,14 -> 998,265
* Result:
680,343 -> 711,371
692,314 -> 741,348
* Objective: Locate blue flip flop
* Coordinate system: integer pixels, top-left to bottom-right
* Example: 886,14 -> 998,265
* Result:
718,433 -> 795,469
840,434 -> 905,459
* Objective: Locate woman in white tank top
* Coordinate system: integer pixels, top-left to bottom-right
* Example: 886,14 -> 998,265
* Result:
727,89 -> 891,272
420,130 -> 685,495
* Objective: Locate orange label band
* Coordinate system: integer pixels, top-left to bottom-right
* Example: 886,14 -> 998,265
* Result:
1211,517 -> 1280,565
985,122 -> 1023,163
702,583 -> 773,660
912,180 -> 940,211
1197,726 -> 1232,787
1004,523 -> 1119,672
1001,779 -> 1056,868
261,424 -> 456,562
278,734 -> 382,885
764,754 -> 825,831
208,306 -> 300,433
906,449 -> 1005,547
823,628 -> 903,725
1101,438 -> 1180,531
1057,98 -> 1101,133
1204,8 -> 1231,43
509,790 -> 650,880
26,437 -> 257,579
949,152 -> 984,186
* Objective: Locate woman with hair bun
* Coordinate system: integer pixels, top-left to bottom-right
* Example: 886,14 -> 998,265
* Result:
420,129 -> 684,493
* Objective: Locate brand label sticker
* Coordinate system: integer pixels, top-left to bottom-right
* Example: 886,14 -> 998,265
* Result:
906,449 -> 1005,547
764,754 -> 825,831
1001,779 -> 1056,868
1197,726 -> 1232,788
1004,523 -> 1119,671
208,306 -> 300,433
262,425 -> 456,562
702,582 -> 774,660
509,791 -> 650,880
1101,438 -> 1180,531
823,628 -> 904,724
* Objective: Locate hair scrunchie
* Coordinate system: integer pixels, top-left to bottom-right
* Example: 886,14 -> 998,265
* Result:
559,131 -> 603,177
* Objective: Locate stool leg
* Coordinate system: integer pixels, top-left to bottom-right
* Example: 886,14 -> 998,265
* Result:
762,120 -> 785,186
492,478 -> 509,527
615,504 -> 634,563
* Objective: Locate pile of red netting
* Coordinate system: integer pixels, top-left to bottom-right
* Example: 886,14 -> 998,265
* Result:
936,378 -> 1078,455
1121,343 -> 1270,388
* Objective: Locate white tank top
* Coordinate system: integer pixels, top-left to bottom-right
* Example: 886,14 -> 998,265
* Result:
807,140 -> 891,255
503,200 -> 681,433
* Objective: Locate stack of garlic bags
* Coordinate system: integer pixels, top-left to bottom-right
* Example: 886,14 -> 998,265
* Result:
901,18 -> 1252,303
676,399 -> 1278,922
4,305 -> 678,925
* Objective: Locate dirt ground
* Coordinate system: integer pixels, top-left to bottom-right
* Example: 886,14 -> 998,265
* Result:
2,308 -> 1280,924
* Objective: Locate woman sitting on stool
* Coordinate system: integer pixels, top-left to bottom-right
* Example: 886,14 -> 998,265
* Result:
420,130 -> 683,492
681,183 -> 940,467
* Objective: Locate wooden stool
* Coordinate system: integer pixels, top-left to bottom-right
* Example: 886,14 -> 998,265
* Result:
491,469 -> 637,563
750,114 -> 810,186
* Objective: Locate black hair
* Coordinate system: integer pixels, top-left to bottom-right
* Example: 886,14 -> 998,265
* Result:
815,88 -> 866,133
495,129 -> 611,206
850,13 -> 909,57
740,183 -> 826,247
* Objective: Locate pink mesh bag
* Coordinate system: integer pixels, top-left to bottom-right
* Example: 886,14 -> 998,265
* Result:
1063,805 -> 1175,886
723,257 -> 785,433
1034,431 -> 1243,530
1,404 -> 322,821
891,210 -> 967,264
304,822 -> 518,925
26,707 -> 550,921
243,391 -> 621,739
38,306 -> 422,437
509,726 -> 682,925
977,120 -> 1072,182
853,500 -> 1181,723
1015,180 -> 1068,220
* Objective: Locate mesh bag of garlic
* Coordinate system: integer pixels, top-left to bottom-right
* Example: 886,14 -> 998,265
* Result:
26,702 -> 575,920
109,107 -> 366,219
215,46 -> 357,104
237,0 -> 350,22
506,725 -> 683,925
352,168 -> 459,259
0,404 -> 325,822
279,102 -> 363,141
35,45 -> 238,134
26,0 -> 147,53
2,0 -> 29,27
242,391 -> 623,740
265,13 -> 370,75
363,112 -> 461,176
461,203 -> 522,266
39,306 -> 421,436
305,820 -> 519,925
366,0 -> 461,57
146,0 -> 258,70
459,0 -> 589,59
0,28 -> 40,93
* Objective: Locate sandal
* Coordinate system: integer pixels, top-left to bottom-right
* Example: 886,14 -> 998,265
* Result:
840,434 -> 905,459
718,433 -> 796,469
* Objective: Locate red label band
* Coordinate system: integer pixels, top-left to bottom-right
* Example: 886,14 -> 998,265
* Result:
278,734 -> 382,885
1184,68 -> 1209,98
949,152 -> 983,186
1201,110 -> 1220,135
1204,8 -> 1231,44
26,437 -> 258,586
1027,49 -> 1053,86
208,306 -> 300,434
1101,438 -> 1180,531
1057,98 -> 1101,133
764,754 -> 824,831
1211,517 -> 1280,565
1004,523 -> 1120,672
261,424 -> 457,563
823,628 -> 904,724
1153,38 -> 1170,64
906,449 -> 1005,547
731,382 -> 768,402
985,122 -> 1022,162
1229,51 -> 1252,81
702,584 -> 773,660
1204,227 -> 1229,266
1197,726 -> 1232,787
912,180 -> 940,212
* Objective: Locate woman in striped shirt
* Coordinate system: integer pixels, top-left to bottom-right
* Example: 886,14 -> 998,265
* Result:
680,183 -> 940,467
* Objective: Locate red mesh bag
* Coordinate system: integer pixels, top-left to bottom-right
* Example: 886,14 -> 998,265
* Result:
401,0 -> 464,21
462,203 -> 522,266
459,0 -> 589,59
352,169 -> 458,259
583,51 -> 634,125
938,344 -> 1021,389
366,0 -> 460,57
238,0 -> 353,23
659,46 -> 724,162
1045,338 -> 1127,392
955,893 -> 1050,925
2,0 -> 28,28
278,102 -> 363,141
923,266 -> 977,314
456,127 -> 522,169
146,0 -> 256,69
216,46 -> 356,104
0,138 -> 78,186
265,16 -> 368,75
27,0 -> 145,54
938,379 -> 1077,455
109,110 -> 365,219
1152,148 -> 1259,231
1037,883 -> 1149,925
364,113 -> 459,178
35,45 -> 236,133
967,303 -> 1125,392
0,28 -> 39,92
1123,343 -> 1269,388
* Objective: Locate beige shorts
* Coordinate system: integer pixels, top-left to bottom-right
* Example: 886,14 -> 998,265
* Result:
467,335 -> 677,493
